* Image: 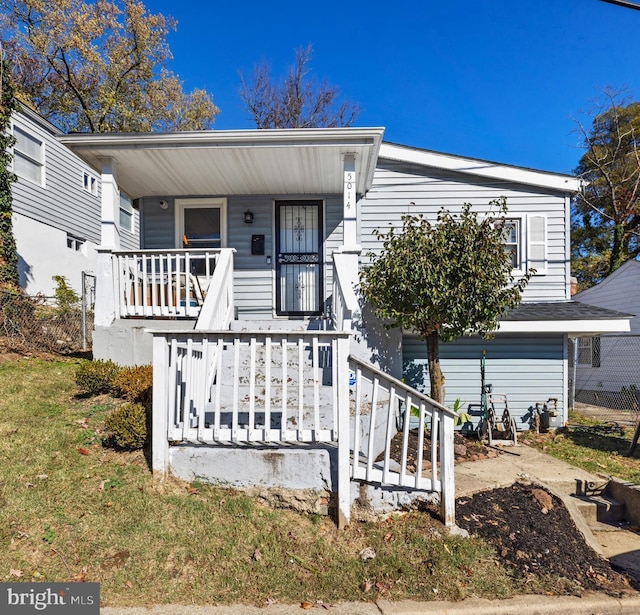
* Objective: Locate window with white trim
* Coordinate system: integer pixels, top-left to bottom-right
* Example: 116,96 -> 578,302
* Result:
578,337 -> 600,368
503,219 -> 521,269
67,233 -> 85,251
83,171 -> 98,196
119,194 -> 134,232
13,125 -> 44,185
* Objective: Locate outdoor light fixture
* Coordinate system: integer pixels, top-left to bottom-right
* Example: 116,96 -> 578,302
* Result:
159,200 -> 169,210
244,210 -> 254,224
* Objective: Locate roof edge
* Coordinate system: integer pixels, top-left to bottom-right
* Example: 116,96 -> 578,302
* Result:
379,142 -> 581,193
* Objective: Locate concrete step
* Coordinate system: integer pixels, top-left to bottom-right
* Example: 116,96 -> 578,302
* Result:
575,493 -> 626,525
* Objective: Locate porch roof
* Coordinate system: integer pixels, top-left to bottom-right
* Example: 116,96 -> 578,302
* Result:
60,127 -> 385,200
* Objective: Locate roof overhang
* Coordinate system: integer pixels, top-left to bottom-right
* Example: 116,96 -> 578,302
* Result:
379,142 -> 581,193
60,127 -> 385,200
496,320 -> 631,335
496,301 -> 632,336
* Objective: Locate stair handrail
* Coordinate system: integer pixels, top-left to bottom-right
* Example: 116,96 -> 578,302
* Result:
195,249 -> 236,330
332,251 -> 361,331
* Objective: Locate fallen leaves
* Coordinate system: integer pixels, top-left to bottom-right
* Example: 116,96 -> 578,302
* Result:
77,448 -> 90,456
9,568 -> 23,577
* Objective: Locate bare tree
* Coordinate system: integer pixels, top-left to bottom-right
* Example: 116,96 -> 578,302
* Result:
239,46 -> 360,129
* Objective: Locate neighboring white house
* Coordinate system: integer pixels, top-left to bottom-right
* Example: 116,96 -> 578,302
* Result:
59,127 -> 631,526
573,259 -> 640,408
10,107 -> 139,297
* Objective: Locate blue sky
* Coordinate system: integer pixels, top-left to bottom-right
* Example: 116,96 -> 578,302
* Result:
146,0 -> 639,175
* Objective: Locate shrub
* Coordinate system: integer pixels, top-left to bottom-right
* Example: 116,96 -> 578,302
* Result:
111,364 -> 152,405
104,402 -> 148,450
75,359 -> 121,395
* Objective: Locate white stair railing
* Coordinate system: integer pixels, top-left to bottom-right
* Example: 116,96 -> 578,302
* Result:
348,355 -> 456,527
195,249 -> 235,330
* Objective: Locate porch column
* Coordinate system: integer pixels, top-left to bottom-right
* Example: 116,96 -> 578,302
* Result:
94,157 -> 121,328
342,153 -> 360,251
100,157 -> 121,250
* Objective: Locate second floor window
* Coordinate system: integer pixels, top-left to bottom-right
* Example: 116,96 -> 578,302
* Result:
13,125 -> 44,185
503,219 -> 520,269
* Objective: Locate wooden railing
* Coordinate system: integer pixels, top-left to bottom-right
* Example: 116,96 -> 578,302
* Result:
331,251 -> 360,331
195,249 -> 235,330
348,355 -> 456,526
152,328 -> 456,528
113,249 -> 225,318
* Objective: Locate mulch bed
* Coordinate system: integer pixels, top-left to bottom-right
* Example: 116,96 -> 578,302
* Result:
385,430 -> 637,595
456,482 -> 636,596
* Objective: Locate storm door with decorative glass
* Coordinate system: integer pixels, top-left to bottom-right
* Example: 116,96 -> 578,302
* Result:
275,201 -> 323,316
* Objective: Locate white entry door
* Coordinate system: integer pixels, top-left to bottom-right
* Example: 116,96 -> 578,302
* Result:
276,201 -> 323,316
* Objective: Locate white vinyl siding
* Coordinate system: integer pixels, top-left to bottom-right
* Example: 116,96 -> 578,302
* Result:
13,125 -> 44,185
360,159 -> 568,302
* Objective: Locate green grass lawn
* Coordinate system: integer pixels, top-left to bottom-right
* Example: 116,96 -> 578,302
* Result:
0,356 -> 519,607
521,411 -> 640,484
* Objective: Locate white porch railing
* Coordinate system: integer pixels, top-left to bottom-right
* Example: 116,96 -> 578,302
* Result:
113,249 -> 225,318
152,329 -> 456,528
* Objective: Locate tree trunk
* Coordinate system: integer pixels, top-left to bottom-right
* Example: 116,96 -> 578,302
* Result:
425,330 -> 445,405
609,222 -> 626,274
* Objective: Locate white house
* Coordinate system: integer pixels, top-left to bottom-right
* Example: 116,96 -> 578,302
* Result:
573,259 -> 640,409
60,127 -> 631,526
10,107 -> 139,297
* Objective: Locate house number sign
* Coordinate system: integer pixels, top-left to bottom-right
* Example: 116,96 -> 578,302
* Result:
344,170 -> 355,211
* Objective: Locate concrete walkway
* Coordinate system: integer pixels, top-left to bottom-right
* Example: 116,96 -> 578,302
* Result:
101,444 -> 640,615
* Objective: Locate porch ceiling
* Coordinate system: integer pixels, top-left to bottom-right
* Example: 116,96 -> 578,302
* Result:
60,127 -> 385,199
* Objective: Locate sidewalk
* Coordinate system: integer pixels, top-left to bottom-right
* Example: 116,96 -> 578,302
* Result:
101,593 -> 640,615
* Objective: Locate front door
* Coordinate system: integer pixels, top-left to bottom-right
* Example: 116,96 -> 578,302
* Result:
275,200 -> 323,316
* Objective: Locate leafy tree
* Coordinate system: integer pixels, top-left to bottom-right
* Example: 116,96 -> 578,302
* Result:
0,50 -> 20,289
359,200 -> 532,405
239,45 -> 360,129
573,94 -> 640,290
0,0 -> 218,132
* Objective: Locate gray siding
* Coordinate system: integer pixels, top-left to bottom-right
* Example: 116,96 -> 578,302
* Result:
403,333 -> 566,429
141,194 -> 341,317
574,260 -> 640,335
360,160 -> 570,302
11,111 -> 139,250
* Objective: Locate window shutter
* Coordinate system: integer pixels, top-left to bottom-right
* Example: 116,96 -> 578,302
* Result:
527,214 -> 547,274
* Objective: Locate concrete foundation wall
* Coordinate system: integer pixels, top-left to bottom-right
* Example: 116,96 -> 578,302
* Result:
93,320 -> 194,366
167,443 -> 440,518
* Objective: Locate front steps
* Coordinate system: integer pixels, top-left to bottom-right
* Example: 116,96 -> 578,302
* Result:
573,479 -> 640,580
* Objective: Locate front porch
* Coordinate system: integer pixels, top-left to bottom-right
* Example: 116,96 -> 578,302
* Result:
94,246 -> 456,527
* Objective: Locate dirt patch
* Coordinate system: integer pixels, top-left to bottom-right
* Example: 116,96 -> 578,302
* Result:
382,429 -> 500,470
456,482 -> 636,596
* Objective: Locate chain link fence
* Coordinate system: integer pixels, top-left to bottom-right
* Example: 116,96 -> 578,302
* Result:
0,273 -> 95,356
570,335 -> 640,425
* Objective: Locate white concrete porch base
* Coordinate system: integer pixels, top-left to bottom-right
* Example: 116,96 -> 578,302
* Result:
169,444 -> 336,491
167,443 -> 439,518
93,320 -> 194,365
